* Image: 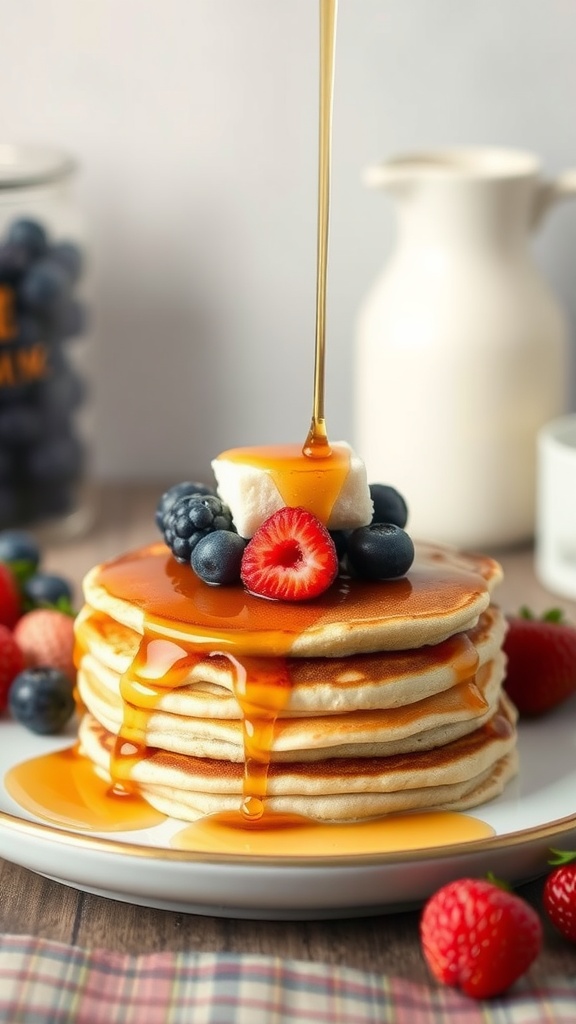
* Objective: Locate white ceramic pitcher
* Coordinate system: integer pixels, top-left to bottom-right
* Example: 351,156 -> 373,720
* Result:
355,147 -> 575,549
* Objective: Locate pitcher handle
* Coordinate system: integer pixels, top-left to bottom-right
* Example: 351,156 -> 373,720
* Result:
532,171 -> 576,227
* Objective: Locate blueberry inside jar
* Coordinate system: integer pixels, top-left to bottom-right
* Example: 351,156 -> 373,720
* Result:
0,145 -> 93,539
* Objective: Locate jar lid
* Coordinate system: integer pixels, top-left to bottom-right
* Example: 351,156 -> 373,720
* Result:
0,144 -> 76,188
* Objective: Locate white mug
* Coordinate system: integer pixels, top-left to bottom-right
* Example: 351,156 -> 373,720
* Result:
536,415 -> 576,599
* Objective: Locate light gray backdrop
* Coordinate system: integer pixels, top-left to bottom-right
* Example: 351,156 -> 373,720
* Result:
1,0 -> 574,482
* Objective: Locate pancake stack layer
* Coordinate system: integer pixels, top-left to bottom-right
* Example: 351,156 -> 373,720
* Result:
74,540 -> 517,823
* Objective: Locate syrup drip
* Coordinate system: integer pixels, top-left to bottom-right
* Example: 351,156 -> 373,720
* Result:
304,0 -> 338,459
108,632 -> 294,824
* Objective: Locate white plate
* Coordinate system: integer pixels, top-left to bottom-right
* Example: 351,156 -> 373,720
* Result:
0,702 -> 575,920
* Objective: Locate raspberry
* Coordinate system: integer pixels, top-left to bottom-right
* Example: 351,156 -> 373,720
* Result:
162,494 -> 235,563
240,506 -> 338,601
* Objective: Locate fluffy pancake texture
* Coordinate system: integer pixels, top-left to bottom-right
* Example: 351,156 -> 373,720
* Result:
74,540 -> 517,825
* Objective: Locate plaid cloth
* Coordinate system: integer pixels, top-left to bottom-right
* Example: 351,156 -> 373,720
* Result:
0,935 -> 574,1024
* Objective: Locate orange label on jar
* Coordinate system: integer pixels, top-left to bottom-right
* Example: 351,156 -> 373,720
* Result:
0,286 -> 16,342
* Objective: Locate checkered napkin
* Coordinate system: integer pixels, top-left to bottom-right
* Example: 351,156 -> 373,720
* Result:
0,935 -> 574,1023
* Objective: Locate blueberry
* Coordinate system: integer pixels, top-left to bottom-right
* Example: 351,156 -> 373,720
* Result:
0,244 -> 27,284
346,523 -> 414,580
163,494 -> 235,563
14,313 -> 42,347
329,529 -> 349,561
0,404 -> 42,447
191,531 -> 247,585
49,299 -> 86,340
0,529 -> 40,568
50,241 -> 83,283
8,666 -> 75,735
25,433 -> 84,482
38,366 -> 86,422
7,219 -> 48,262
155,480 -> 216,532
369,483 -> 408,529
19,258 -> 70,313
23,572 -> 73,610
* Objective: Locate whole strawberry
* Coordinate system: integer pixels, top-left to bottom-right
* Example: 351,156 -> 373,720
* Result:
13,609 -> 76,683
0,624 -> 25,712
0,563 -> 22,629
543,849 -> 576,943
503,607 -> 576,716
420,877 -> 542,999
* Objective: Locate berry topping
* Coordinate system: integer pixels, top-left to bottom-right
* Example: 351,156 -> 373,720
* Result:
346,523 -> 414,580
162,494 -> 235,563
0,562 -> 22,628
240,506 -> 338,602
155,480 -> 217,532
0,624 -> 25,713
14,608 -> 76,683
369,483 -> 408,529
192,531 -> 247,585
8,666 -> 75,735
543,849 -> 576,944
23,572 -> 74,613
503,607 -> 576,716
420,877 -> 542,999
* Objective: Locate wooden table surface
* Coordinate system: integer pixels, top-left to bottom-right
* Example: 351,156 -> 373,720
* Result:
1,484 -> 575,982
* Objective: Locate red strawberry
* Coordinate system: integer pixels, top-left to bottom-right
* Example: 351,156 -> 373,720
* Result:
543,849 -> 576,943
420,877 -> 542,999
0,563 -> 21,628
0,624 -> 24,712
13,609 -> 76,682
240,506 -> 338,601
503,607 -> 576,716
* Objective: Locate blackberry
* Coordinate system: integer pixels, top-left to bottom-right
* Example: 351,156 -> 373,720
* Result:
155,480 -> 216,532
163,493 -> 235,563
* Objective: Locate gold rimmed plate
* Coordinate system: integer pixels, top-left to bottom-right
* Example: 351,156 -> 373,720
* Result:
0,701 -> 575,919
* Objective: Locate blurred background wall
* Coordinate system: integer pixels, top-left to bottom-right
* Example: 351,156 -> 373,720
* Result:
0,0 -> 575,483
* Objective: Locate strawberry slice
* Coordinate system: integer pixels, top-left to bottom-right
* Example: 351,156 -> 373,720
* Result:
240,506 -> 338,601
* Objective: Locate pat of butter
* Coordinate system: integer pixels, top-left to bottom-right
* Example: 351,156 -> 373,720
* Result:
212,441 -> 373,538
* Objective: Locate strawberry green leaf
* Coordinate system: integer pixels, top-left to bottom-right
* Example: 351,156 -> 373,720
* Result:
485,871 -> 512,891
542,608 -> 565,624
548,848 -> 576,866
7,559 -> 37,588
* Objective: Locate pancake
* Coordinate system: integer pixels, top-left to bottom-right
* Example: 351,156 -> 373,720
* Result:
75,605 -> 506,717
77,654 -> 505,761
74,539 -> 516,825
82,541 -> 502,655
78,697 -> 518,822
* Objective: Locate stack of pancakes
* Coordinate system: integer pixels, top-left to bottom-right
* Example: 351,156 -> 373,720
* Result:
74,541 -> 517,823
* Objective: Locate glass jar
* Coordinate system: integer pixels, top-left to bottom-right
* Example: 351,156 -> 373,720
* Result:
0,144 -> 93,539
